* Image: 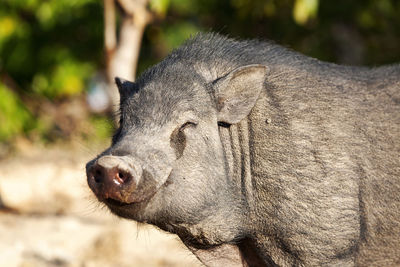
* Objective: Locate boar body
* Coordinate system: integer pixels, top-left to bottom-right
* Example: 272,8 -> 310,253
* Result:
87,34 -> 400,266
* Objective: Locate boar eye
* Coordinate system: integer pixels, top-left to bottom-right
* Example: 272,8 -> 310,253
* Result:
218,121 -> 231,128
180,121 -> 197,131
170,122 -> 196,159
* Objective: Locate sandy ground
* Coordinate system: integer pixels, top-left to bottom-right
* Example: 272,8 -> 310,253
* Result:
0,143 -> 202,267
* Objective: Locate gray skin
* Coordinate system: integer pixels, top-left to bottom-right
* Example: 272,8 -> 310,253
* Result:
86,33 -> 400,267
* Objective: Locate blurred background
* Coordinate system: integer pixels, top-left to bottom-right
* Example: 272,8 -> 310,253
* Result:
0,0 -> 399,266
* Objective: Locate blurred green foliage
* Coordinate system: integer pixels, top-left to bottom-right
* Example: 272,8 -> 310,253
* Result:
140,0 -> 400,68
0,0 -> 103,144
0,0 -> 102,95
0,83 -> 35,141
293,0 -> 318,25
1,0 -> 400,144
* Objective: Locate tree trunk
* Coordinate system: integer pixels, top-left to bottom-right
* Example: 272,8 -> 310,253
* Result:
104,0 -> 152,121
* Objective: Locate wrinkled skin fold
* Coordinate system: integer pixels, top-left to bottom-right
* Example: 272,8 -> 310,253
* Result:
86,33 -> 400,266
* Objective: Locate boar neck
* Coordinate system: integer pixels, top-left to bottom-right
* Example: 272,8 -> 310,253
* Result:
175,35 -> 397,265
186,238 -> 267,267
218,118 -> 255,219
204,56 -> 372,265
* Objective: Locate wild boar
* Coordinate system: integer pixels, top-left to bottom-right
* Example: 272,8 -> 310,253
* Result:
86,33 -> 400,266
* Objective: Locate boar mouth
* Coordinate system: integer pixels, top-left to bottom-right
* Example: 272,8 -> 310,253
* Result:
104,198 -> 133,207
101,170 -> 173,208
100,184 -> 158,207
102,187 -> 158,206
87,152 -> 173,209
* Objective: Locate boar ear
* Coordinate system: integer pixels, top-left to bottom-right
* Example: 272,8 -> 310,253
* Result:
213,64 -> 269,124
115,77 -> 136,102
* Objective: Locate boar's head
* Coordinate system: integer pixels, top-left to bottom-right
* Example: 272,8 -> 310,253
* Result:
86,62 -> 268,247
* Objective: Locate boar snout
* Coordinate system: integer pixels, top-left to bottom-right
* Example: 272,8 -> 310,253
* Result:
87,155 -> 142,204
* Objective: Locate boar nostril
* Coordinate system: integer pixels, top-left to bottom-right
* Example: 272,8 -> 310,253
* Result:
93,168 -> 103,183
89,157 -> 135,187
114,171 -> 130,184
